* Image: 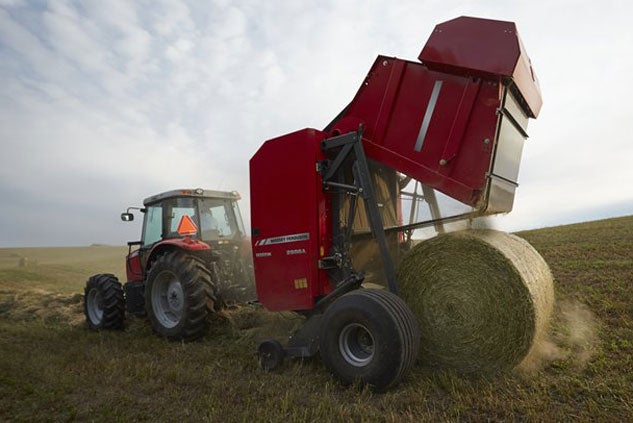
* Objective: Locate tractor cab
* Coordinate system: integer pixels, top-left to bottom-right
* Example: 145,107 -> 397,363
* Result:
119,188 -> 252,316
136,188 -> 246,247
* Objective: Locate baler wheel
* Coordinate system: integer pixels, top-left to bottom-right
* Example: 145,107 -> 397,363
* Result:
145,251 -> 218,341
319,288 -> 420,391
258,339 -> 286,371
84,274 -> 125,330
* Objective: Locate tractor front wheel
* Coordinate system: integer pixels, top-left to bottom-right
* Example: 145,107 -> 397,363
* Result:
319,288 -> 420,391
145,251 -> 218,341
84,274 -> 125,330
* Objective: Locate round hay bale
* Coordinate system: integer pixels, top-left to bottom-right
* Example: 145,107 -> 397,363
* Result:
396,229 -> 554,373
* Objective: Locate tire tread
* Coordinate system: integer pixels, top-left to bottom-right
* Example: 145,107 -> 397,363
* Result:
84,273 -> 125,330
145,251 -> 218,341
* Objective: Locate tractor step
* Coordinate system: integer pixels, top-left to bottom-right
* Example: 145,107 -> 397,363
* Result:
123,281 -> 146,316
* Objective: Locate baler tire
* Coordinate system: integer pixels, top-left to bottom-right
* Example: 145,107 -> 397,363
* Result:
145,251 -> 218,342
84,274 -> 125,330
319,288 -> 420,391
361,288 -> 420,373
258,339 -> 286,371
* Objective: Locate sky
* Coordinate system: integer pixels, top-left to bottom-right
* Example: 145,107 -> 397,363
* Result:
0,0 -> 632,247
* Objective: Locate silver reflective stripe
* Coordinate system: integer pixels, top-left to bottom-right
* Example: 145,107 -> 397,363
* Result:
255,232 -> 310,246
414,80 -> 443,152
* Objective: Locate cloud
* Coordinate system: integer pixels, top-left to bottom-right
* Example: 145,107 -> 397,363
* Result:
1,1 -> 633,247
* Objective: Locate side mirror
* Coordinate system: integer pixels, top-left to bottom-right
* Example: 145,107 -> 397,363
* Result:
121,213 -> 134,222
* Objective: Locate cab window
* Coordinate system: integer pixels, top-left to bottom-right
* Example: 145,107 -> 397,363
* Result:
142,205 -> 163,246
199,198 -> 237,240
164,197 -> 197,238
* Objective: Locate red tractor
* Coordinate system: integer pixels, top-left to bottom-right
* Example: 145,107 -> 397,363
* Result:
250,16 -> 542,390
84,188 -> 252,341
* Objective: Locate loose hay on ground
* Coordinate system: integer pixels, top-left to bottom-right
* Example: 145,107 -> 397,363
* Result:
0,286 -> 298,343
397,230 -> 554,374
0,290 -> 85,326
220,304 -> 304,343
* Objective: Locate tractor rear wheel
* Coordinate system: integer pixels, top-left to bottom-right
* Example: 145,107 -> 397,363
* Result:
145,251 -> 218,341
319,288 -> 419,391
84,274 -> 125,330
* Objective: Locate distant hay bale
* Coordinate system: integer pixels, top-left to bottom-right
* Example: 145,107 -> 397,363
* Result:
17,257 -> 38,267
397,230 -> 554,373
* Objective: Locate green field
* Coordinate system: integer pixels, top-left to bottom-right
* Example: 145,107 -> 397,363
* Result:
1,216 -> 632,421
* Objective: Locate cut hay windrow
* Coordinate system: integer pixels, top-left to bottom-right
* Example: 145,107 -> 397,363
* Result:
0,290 -> 85,326
397,230 -> 554,373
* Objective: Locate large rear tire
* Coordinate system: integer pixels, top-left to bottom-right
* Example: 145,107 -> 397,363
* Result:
145,251 -> 218,341
319,289 -> 419,391
84,274 -> 125,330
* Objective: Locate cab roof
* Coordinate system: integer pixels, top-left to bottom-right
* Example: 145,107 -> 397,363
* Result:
143,188 -> 241,206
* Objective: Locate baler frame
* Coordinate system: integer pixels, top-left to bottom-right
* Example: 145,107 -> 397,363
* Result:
276,125 -> 402,360
320,126 -> 399,295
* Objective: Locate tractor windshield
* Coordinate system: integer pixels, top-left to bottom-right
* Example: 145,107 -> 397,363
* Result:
198,198 -> 244,241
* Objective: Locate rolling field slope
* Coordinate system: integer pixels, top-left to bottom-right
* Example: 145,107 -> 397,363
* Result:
1,216 -> 632,421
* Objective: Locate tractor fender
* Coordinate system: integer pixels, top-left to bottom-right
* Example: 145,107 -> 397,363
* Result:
145,238 -> 218,272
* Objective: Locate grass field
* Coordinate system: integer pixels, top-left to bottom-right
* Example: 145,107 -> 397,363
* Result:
1,216 -> 632,421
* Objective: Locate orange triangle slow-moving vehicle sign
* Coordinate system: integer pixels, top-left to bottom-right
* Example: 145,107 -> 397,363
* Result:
177,215 -> 198,236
